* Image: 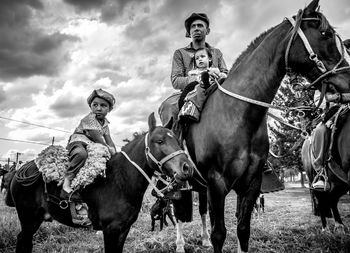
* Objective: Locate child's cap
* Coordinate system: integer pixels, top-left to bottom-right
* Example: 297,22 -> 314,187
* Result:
87,89 -> 116,109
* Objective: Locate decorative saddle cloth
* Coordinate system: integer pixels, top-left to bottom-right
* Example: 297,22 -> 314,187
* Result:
35,143 -> 110,190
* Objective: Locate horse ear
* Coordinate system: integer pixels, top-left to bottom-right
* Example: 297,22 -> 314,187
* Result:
344,39 -> 350,50
304,0 -> 319,15
148,112 -> 156,132
164,117 -> 173,130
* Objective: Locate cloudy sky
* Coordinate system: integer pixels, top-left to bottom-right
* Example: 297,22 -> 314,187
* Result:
0,0 -> 349,163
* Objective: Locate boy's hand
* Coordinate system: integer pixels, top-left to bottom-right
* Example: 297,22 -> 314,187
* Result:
107,146 -> 117,156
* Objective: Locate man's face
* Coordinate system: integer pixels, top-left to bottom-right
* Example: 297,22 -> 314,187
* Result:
190,19 -> 208,41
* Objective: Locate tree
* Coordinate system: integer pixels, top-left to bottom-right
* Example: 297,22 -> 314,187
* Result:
268,75 -> 317,187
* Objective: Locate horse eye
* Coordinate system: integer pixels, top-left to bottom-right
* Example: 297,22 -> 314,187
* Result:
156,140 -> 164,144
320,30 -> 333,38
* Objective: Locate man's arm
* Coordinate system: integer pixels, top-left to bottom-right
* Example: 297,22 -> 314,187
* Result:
171,50 -> 197,90
217,49 -> 228,74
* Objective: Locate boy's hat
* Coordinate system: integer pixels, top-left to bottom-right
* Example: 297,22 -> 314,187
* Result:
87,89 -> 115,109
185,13 -> 210,38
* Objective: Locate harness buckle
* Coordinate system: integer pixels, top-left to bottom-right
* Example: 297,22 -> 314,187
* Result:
59,200 -> 69,209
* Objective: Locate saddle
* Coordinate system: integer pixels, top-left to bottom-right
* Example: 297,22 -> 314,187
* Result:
35,143 -> 110,226
15,160 -> 91,227
308,105 -> 350,189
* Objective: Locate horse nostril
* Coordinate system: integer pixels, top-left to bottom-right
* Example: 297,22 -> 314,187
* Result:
182,163 -> 191,176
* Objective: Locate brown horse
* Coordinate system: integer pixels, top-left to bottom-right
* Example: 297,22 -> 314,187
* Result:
5,113 -> 195,253
301,107 -> 350,233
173,1 -> 350,252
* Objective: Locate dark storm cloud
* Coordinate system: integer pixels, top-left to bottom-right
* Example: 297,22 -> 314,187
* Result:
64,0 -> 150,23
0,0 -> 79,81
64,0 -> 106,10
50,97 -> 86,118
0,87 -> 6,106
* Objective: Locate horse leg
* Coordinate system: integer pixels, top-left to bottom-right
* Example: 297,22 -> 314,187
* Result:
198,191 -> 211,247
175,220 -> 185,253
151,217 -> 155,231
103,227 -> 130,253
331,198 -> 346,234
16,216 -> 44,253
236,171 -> 262,253
160,214 -> 164,231
207,173 -> 228,253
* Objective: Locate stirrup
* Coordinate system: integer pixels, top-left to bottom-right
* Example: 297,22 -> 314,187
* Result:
312,180 -> 326,189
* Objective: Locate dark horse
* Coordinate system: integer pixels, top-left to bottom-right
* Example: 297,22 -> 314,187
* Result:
171,1 -> 350,252
301,107 -> 350,233
5,113 -> 195,253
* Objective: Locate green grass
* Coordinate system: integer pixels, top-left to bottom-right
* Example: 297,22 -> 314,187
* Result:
1,184 -> 349,252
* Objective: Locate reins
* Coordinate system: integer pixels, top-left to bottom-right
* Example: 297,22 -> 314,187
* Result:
214,10 -> 350,133
121,132 -> 187,198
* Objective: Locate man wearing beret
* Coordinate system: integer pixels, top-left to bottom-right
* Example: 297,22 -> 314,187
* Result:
171,13 -> 228,91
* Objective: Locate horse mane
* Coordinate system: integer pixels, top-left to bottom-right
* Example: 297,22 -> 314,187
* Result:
230,26 -> 277,71
120,132 -> 146,153
230,10 -> 333,73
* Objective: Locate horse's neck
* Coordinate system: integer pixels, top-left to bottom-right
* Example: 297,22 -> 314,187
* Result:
121,136 -> 154,187
224,22 -> 290,108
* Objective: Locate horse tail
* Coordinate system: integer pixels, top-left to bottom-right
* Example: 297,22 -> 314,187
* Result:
4,170 -> 16,207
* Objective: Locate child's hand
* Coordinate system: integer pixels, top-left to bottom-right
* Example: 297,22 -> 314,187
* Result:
107,146 -> 117,156
208,67 -> 220,79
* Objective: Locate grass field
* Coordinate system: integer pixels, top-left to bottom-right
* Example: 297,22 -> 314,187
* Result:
0,183 -> 349,253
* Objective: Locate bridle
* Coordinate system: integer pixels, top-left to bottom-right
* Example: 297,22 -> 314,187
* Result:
216,9 -> 350,130
285,10 -> 350,94
144,132 -> 187,172
121,132 -> 187,198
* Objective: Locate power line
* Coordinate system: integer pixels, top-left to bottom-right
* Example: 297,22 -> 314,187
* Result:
0,137 -> 50,146
0,116 -> 71,134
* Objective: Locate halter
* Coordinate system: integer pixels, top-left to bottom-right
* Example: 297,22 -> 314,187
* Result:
144,132 -> 187,171
284,10 -> 350,90
121,132 -> 187,198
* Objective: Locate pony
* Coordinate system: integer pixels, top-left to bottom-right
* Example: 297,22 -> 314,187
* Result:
5,113 -> 195,253
301,107 -> 350,233
166,1 -> 350,252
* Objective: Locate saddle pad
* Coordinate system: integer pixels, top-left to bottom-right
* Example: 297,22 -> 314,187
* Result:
158,92 -> 181,126
35,144 -> 110,190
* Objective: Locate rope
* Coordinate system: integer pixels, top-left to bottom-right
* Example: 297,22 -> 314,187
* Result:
15,161 -> 42,187
120,151 -> 164,198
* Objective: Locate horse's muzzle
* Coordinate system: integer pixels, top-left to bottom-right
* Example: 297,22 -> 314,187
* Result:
174,162 -> 193,182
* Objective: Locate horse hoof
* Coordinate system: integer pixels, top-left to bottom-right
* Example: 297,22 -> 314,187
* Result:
334,224 -> 346,234
202,239 -> 212,247
175,247 -> 185,253
321,227 -> 331,233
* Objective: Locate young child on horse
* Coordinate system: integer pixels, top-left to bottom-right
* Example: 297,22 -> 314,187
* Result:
179,47 -> 227,121
61,88 -> 117,200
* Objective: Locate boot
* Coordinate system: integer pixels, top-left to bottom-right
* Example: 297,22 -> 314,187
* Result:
200,71 -> 210,89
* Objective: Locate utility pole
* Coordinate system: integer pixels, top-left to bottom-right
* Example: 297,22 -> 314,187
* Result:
16,152 -> 22,164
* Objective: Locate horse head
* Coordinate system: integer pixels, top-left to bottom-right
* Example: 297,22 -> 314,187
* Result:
146,112 -> 194,182
286,0 -> 350,95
